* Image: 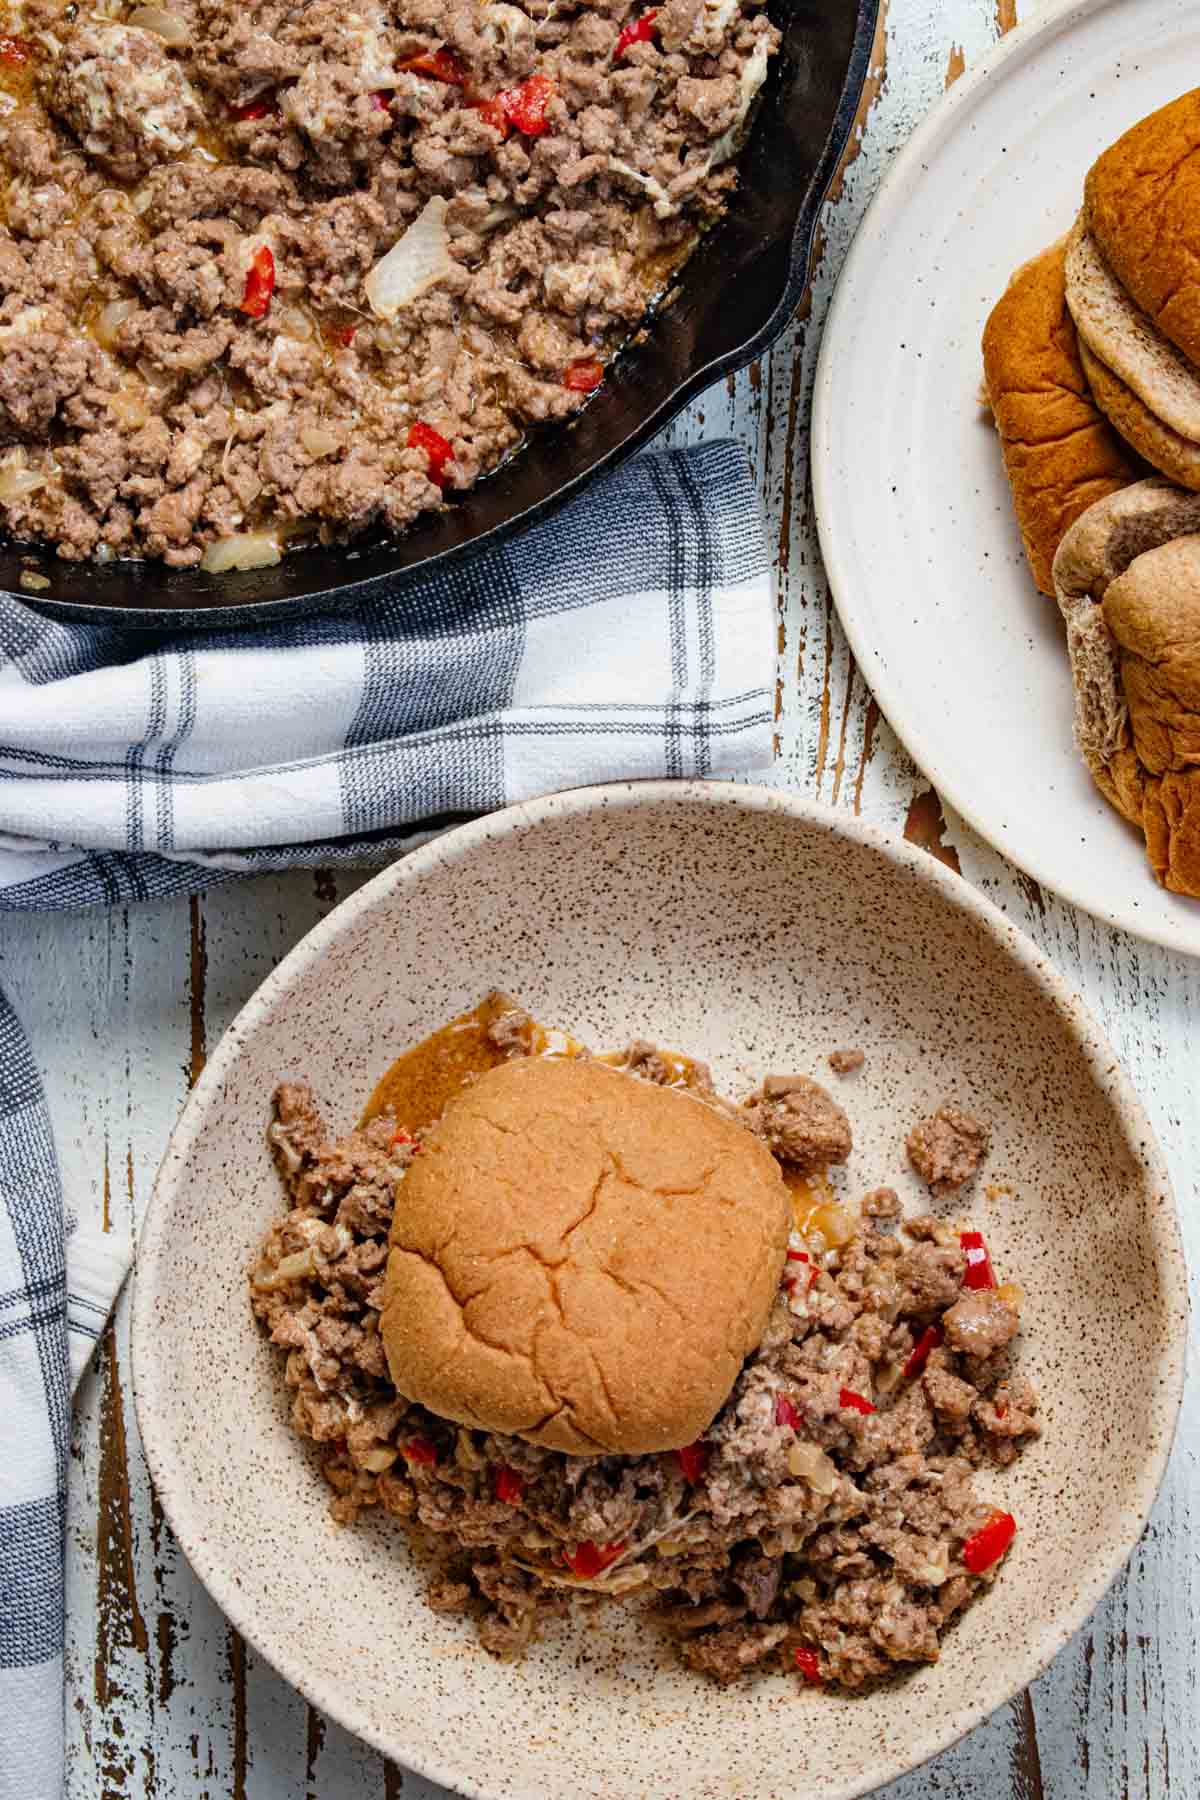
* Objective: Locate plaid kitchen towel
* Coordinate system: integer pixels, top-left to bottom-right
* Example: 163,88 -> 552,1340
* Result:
0,439 -> 775,1796
0,440 -> 775,911
0,991 -> 126,1800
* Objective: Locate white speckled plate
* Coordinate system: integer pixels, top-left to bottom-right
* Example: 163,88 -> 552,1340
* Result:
812,0 -> 1200,954
132,784 -> 1186,1800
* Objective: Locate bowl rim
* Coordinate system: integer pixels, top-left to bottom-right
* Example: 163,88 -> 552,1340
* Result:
131,780 -> 1189,1799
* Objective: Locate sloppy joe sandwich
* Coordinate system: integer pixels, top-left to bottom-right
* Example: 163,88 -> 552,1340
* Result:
380,1055 -> 791,1455
251,993 -> 1038,1688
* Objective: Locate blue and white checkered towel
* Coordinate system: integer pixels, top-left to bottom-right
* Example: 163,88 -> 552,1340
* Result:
0,441 -> 774,910
0,439 -> 775,1799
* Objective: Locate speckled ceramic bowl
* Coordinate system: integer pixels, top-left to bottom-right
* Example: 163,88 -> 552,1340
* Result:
132,783 -> 1187,1800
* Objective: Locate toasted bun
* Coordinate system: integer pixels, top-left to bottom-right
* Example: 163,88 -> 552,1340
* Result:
379,1056 -> 791,1455
1086,90 -> 1200,370
1065,217 -> 1200,442
1080,340 -> 1200,491
1053,477 -> 1200,892
982,239 -> 1138,595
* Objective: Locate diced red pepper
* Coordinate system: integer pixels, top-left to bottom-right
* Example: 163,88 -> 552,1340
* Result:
369,90 -> 392,111
613,9 -> 659,58
794,1646 -> 822,1684
475,94 -> 510,137
494,1465 -> 524,1504
960,1230 -> 997,1291
494,71 -> 556,137
563,1539 -> 625,1578
786,1249 -> 810,1263
400,46 -> 467,85
774,1393 -> 801,1430
904,1323 -> 943,1379
994,1402 -> 1008,1420
240,245 -> 275,319
230,94 -> 278,122
407,420 -> 454,487
962,1508 -> 1016,1574
839,1387 -> 876,1416
401,1435 -> 439,1466
338,326 -> 357,347
676,1441 -> 709,1484
563,358 -> 604,394
0,34 -> 33,63
388,1125 -> 415,1150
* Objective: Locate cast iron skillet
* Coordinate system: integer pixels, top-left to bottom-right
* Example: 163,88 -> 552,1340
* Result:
6,0 -> 879,628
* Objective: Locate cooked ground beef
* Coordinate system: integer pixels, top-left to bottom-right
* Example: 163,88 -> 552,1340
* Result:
827,1047 -> 865,1074
0,0 -> 779,566
906,1103 -> 990,1197
250,1022 -> 1039,1689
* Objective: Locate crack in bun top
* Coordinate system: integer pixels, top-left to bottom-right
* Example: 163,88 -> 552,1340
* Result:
379,1056 -> 792,1456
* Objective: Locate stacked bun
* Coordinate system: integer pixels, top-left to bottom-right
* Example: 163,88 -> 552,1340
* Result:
983,89 -> 1200,896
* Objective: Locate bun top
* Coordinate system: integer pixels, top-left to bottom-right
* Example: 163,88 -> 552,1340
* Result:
379,1056 -> 792,1455
1052,478 -> 1200,894
982,237 -> 1137,596
1086,90 -> 1200,368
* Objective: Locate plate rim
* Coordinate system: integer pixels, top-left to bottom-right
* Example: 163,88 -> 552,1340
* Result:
809,0 -> 1200,956
130,779 -> 1188,1800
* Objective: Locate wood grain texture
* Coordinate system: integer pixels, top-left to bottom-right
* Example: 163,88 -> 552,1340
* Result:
0,0 -> 1195,1793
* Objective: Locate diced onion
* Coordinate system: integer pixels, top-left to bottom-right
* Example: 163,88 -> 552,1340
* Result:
480,1 -> 535,59
0,465 -> 47,503
94,298 -> 139,349
275,303 -> 314,341
299,426 -> 340,458
787,1440 -> 839,1495
201,530 -> 283,574
707,36 -> 771,168
608,157 -> 674,219
252,1246 -> 316,1288
107,390 -> 149,429
127,6 -> 190,42
359,1445 -> 398,1473
363,195 -> 452,321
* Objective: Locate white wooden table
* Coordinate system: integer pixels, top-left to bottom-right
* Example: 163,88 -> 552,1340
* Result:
2,0 -> 1196,1792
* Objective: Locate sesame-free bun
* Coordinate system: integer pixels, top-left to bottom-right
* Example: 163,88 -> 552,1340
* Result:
1065,216 -> 1200,444
1053,476 -> 1200,894
982,238 -> 1138,595
1085,90 -> 1200,371
379,1056 -> 791,1455
1079,341 -> 1200,493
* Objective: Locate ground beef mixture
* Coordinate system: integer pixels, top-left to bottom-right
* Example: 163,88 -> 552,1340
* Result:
250,1016 -> 1038,1689
0,0 -> 778,566
907,1103 -> 990,1198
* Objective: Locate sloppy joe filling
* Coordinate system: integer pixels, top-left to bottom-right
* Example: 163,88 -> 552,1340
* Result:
0,0 -> 778,566
250,994 -> 1039,1688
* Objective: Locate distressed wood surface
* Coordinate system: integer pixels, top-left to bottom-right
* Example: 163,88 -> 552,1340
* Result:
0,0 -> 1196,1792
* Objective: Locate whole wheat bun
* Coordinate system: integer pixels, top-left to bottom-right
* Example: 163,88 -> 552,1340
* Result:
379,1056 -> 792,1456
1053,477 -> 1200,893
1065,216 -> 1200,442
1079,341 -> 1200,492
1085,90 -> 1200,371
982,239 -> 1138,595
